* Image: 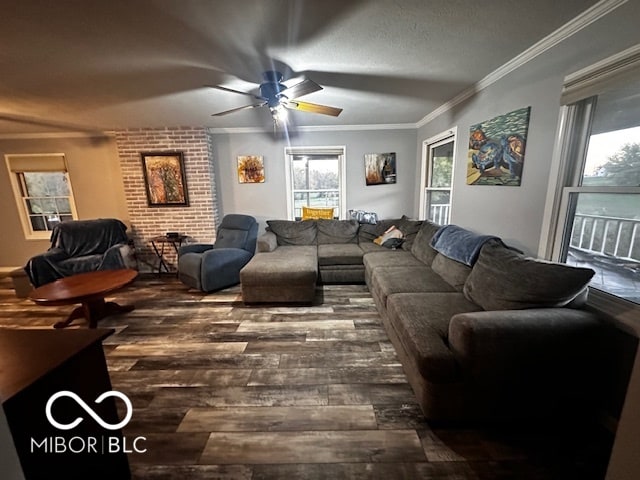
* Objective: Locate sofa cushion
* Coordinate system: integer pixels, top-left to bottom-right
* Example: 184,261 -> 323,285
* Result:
431,253 -> 472,291
364,249 -> 423,286
370,265 -> 456,305
411,221 -> 441,266
386,292 -> 481,383
318,243 -> 364,266
396,215 -> 423,251
316,219 -> 359,244
358,242 -> 387,253
463,240 -> 596,310
363,249 -> 423,271
267,220 -> 317,246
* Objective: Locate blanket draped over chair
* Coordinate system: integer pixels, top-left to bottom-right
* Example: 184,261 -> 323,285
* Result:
24,218 -> 133,287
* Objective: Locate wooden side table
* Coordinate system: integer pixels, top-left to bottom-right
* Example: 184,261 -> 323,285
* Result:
150,235 -> 187,275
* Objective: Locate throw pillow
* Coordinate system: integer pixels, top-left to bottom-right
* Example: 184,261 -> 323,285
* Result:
463,240 -> 595,310
348,209 -> 378,224
373,225 -> 404,246
358,219 -> 399,243
302,206 -> 335,220
381,237 -> 404,249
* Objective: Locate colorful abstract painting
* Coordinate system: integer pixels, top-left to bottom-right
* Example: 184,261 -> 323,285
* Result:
237,155 -> 265,183
467,106 -> 531,186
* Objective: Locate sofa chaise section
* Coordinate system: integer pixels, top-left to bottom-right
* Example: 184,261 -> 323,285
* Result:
240,245 -> 318,304
240,219 -> 320,304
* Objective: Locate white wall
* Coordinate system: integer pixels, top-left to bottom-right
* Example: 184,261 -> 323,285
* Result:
210,128 -> 417,232
415,0 -> 640,255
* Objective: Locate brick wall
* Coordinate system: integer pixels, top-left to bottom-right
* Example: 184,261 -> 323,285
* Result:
114,128 -> 220,272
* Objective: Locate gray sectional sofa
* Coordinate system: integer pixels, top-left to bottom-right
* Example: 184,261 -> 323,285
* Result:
239,217 -> 603,422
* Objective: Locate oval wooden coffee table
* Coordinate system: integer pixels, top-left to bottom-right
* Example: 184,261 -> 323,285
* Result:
28,269 -> 138,329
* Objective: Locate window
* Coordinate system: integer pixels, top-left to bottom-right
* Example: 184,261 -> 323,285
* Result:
419,129 -> 456,224
285,147 -> 346,220
5,154 -> 78,239
549,47 -> 640,307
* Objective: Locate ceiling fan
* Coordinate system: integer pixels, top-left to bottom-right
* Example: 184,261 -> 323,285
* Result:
207,71 -> 342,124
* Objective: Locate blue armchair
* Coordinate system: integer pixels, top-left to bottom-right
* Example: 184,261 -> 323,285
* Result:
24,218 -> 136,287
178,214 -> 258,292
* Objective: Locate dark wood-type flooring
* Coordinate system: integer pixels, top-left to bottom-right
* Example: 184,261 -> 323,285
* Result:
0,274 -> 613,479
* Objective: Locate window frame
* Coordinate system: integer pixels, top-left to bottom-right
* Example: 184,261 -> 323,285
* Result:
542,47 -> 640,325
419,127 -> 457,224
4,153 -> 79,240
284,146 -> 346,220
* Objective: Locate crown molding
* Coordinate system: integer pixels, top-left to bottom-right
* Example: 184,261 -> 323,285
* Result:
561,42 -> 640,103
416,0 -> 627,128
207,123 -> 417,134
0,131 -> 112,140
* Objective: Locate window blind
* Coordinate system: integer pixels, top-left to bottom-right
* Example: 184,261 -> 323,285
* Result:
6,154 -> 67,172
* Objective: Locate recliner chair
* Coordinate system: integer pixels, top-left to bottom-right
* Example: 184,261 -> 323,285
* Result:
177,214 -> 258,292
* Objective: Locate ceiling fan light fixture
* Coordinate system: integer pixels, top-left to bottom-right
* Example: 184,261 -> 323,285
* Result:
208,70 -> 341,123
270,104 -> 288,123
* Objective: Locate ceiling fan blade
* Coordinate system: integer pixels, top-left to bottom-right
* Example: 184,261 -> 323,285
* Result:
286,100 -> 342,117
279,78 -> 322,100
0,112 -> 104,133
205,84 -> 265,101
211,103 -> 266,117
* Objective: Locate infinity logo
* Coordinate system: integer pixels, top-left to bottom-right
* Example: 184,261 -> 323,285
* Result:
45,391 -> 133,431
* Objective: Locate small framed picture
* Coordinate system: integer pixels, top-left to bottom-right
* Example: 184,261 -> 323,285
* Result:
237,155 -> 265,183
141,152 -> 189,206
364,152 -> 396,185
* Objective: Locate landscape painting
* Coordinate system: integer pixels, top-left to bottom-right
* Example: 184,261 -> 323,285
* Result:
364,152 -> 396,185
467,106 -> 531,186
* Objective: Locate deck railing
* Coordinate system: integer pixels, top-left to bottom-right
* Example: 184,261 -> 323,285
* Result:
570,213 -> 640,262
429,204 -> 450,226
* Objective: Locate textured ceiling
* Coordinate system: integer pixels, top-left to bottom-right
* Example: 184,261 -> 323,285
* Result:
0,0 -> 601,133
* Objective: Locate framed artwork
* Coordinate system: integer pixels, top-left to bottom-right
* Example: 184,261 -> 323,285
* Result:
364,152 -> 396,185
467,106 -> 531,186
141,152 -> 189,206
237,155 -> 265,183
